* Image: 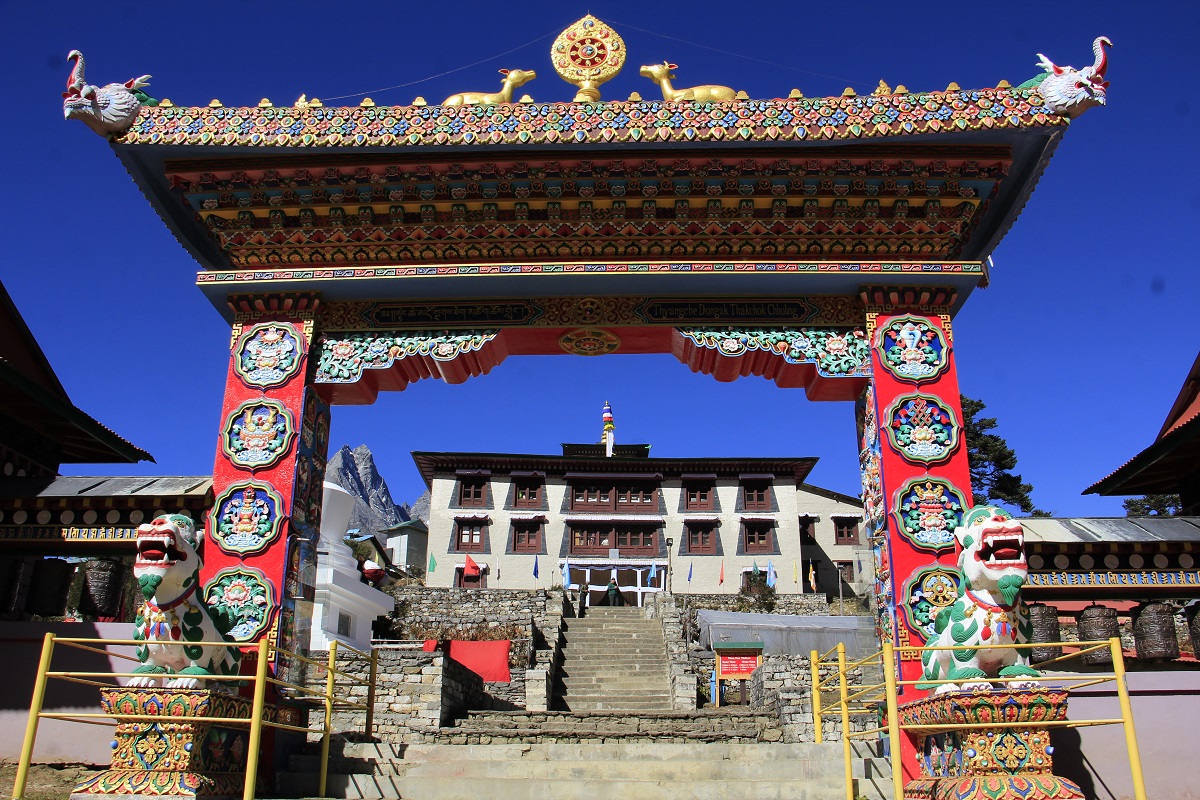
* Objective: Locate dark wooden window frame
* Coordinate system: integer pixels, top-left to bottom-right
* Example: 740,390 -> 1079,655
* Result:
454,565 -> 488,588
513,479 -> 543,509
457,477 -> 488,508
569,523 -> 659,556
833,517 -> 860,545
454,520 -> 487,552
569,481 -> 659,512
684,482 -> 715,511
686,522 -> 717,555
742,521 -> 774,554
741,480 -> 771,511
511,520 -> 543,553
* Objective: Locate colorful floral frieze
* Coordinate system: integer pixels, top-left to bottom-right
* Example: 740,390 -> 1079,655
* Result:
118,87 -> 1064,150
681,327 -> 871,377
877,315 -> 949,382
883,394 -> 960,464
221,400 -> 295,469
901,564 -> 963,642
233,321 -> 305,389
210,481 -> 284,556
900,689 -> 1083,800
315,330 -> 498,383
893,477 -> 968,552
203,567 -> 275,642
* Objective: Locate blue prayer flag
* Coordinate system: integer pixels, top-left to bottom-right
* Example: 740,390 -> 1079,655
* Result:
687,561 -> 693,583
533,555 -> 539,579
766,560 -> 778,588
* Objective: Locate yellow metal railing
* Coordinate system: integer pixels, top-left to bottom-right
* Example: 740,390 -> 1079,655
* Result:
810,638 -> 1148,800
13,633 -> 379,800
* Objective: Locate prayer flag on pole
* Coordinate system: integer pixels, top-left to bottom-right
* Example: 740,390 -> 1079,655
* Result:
464,554 -> 481,577
428,553 -> 437,573
533,555 -> 539,579
766,561 -> 777,589
808,561 -> 818,593
793,560 -> 798,584
687,561 -> 693,584
602,401 -> 615,458
648,562 -> 658,583
562,559 -> 572,588
753,561 -> 760,576
719,560 -> 725,585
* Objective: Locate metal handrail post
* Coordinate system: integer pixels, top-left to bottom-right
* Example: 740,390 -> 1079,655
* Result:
13,632 -> 56,800
1110,637 -> 1147,800
836,643 -> 854,800
320,640 -> 338,798
882,642 -> 904,800
810,649 -> 823,744
365,646 -> 379,737
242,639 -> 270,800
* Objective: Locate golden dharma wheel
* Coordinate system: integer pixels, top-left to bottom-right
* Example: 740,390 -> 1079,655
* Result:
552,15 -> 625,102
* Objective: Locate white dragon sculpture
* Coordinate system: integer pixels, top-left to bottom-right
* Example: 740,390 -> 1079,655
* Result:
129,514 -> 241,690
1021,36 -> 1112,118
917,505 -> 1040,693
62,50 -> 156,137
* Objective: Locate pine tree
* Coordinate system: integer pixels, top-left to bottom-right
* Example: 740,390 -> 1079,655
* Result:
960,395 -> 1049,516
1122,494 -> 1181,516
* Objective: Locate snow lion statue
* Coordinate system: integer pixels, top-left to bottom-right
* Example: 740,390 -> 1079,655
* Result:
918,505 -> 1039,693
129,514 -> 241,689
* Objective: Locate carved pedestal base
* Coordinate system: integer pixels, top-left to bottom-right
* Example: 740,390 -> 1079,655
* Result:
898,689 -> 1083,800
71,688 -> 274,799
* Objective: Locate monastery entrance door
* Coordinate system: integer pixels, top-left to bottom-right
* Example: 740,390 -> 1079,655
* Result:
567,563 -> 665,608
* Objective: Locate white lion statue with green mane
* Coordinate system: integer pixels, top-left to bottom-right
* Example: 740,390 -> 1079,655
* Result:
918,505 -> 1039,693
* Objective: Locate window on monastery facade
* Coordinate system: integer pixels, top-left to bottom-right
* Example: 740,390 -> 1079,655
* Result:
686,523 -> 717,555
454,566 -> 487,589
741,481 -> 771,511
458,477 -> 488,507
513,479 -> 542,508
799,515 -> 818,545
684,483 -> 715,511
570,523 -> 658,555
835,560 -> 854,584
570,481 -> 658,512
512,520 -> 542,553
455,521 -> 486,552
834,517 -> 860,546
742,521 -> 774,554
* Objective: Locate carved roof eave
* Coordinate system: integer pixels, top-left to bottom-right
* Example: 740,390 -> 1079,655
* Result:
106,87 -> 1071,277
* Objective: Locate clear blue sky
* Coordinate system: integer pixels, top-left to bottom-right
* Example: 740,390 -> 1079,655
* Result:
2,1 -> 1195,517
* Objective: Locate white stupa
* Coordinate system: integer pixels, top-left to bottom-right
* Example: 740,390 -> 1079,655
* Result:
308,481 -> 394,652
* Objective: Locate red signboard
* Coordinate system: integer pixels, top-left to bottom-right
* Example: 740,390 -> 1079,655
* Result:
718,654 -> 760,677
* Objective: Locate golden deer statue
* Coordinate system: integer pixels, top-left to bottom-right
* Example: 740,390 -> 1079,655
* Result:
638,62 -> 736,103
442,68 -> 537,107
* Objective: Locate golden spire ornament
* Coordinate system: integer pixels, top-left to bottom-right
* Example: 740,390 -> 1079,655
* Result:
551,15 -> 625,102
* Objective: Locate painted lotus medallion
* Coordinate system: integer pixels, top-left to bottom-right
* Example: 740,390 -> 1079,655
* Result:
234,322 -> 305,389
883,394 -> 960,465
222,400 -> 296,470
892,477 -> 968,552
203,567 -> 275,642
876,315 -> 949,382
211,481 -> 284,556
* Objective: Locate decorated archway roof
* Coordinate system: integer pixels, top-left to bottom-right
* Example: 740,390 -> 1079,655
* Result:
63,26 -> 1110,317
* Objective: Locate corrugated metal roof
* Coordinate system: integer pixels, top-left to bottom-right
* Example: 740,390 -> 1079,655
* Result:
1021,516 -> 1200,544
0,476 -> 211,499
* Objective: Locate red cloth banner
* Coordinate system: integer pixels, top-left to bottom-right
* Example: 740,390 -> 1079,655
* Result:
448,639 -> 511,682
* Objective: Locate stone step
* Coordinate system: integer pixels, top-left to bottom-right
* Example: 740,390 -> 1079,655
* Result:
559,660 -> 668,671
377,741 -> 841,762
401,756 -> 848,782
562,675 -> 669,687
561,700 -> 675,711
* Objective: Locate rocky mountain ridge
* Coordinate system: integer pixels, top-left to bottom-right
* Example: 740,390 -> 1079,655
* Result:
325,444 -> 411,539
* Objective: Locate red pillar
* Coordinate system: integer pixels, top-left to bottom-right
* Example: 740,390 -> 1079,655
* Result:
204,296 -> 328,674
859,307 -> 973,782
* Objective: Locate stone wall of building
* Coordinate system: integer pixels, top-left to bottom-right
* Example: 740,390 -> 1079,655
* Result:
740,653 -> 873,743
384,587 -> 566,644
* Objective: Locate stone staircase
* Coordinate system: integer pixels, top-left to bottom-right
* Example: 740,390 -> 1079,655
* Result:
278,739 -> 895,800
556,606 -> 672,711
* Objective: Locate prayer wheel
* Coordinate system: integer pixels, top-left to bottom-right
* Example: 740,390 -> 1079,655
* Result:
1027,603 -> 1062,662
25,557 -> 73,617
1132,602 -> 1179,661
79,558 -> 124,618
1077,604 -> 1118,664
1187,605 -> 1200,660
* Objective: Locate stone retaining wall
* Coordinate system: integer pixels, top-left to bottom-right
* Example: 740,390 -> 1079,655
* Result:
385,587 -> 566,644
746,653 -> 874,743
646,593 -> 697,710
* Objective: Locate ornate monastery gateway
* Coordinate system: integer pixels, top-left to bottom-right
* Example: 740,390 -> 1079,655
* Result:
65,16 -> 1109,791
